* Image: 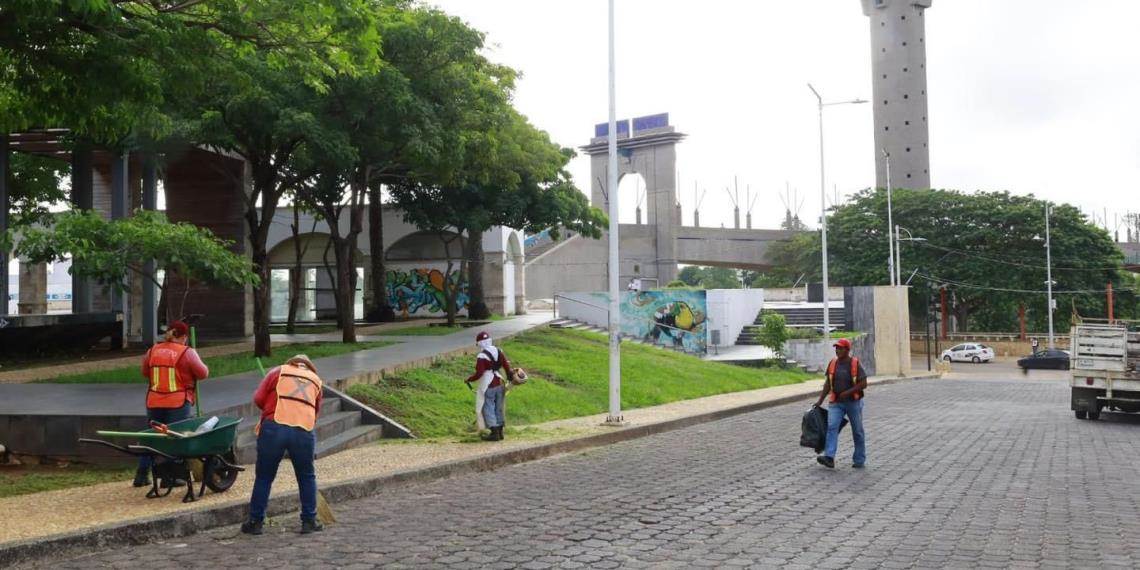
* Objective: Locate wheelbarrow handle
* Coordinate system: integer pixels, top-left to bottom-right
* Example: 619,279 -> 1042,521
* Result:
79,438 -> 152,457
128,444 -> 177,460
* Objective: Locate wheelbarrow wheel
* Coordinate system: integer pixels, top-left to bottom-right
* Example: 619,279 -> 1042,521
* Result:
204,452 -> 240,493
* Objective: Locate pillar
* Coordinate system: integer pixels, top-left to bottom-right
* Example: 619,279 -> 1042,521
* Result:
0,134 -> 8,317
141,155 -> 158,344
17,261 -> 47,314
70,142 -> 94,313
109,151 -> 129,348
513,253 -> 526,315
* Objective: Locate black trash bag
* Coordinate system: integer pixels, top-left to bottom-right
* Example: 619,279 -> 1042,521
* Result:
800,405 -> 848,454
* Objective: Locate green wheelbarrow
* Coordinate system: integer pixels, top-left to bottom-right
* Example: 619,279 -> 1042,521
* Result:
80,416 -> 245,503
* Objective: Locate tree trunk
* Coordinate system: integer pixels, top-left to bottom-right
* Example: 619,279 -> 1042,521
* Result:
466,233 -> 491,320
321,229 -> 342,329
252,250 -> 272,357
366,183 -> 395,322
332,238 -> 356,343
287,206 -> 302,334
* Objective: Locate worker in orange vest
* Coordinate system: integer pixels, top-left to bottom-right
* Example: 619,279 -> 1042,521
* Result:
134,320 -> 210,487
815,338 -> 868,469
242,355 -> 324,535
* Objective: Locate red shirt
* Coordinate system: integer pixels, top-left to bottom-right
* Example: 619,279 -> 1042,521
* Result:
465,349 -> 513,387
253,366 -> 324,424
140,343 -> 210,403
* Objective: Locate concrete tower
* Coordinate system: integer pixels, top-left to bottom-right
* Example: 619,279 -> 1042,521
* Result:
862,0 -> 932,189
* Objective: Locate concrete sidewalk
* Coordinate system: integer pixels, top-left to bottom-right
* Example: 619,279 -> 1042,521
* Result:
0,370 -> 937,563
0,313 -> 552,416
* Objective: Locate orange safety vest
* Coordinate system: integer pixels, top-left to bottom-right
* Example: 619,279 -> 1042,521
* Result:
272,364 -> 323,431
826,357 -> 863,403
145,342 -> 192,409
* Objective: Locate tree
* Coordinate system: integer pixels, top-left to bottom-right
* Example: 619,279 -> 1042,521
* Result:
758,312 -> 790,358
824,188 -> 1134,331
676,266 -> 742,289
15,210 -> 259,322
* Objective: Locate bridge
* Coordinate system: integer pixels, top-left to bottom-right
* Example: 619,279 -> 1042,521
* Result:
525,115 -> 802,299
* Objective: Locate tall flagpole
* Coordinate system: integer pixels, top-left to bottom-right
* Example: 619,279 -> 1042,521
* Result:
605,0 -> 623,424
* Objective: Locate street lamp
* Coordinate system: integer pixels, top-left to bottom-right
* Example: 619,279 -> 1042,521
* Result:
894,226 -> 925,376
808,83 -> 866,349
605,0 -> 622,425
883,149 -> 895,286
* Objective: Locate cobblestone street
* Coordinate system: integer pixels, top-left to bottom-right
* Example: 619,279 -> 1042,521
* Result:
40,376 -> 1140,569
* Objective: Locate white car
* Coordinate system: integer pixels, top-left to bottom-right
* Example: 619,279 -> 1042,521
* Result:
941,343 -> 995,364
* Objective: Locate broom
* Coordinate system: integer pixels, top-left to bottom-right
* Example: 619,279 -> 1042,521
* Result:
258,358 -> 336,525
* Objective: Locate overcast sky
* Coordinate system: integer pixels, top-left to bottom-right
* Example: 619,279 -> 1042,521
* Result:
430,0 -> 1140,235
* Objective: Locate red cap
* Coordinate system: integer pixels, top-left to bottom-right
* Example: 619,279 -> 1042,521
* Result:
476,331 -> 490,342
167,321 -> 189,337
833,338 -> 852,350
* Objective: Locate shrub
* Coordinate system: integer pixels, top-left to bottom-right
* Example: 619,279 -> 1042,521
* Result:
759,312 -> 790,357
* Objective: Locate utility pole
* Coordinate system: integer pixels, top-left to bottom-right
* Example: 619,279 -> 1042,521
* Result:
1045,205 -> 1056,350
604,0 -> 623,426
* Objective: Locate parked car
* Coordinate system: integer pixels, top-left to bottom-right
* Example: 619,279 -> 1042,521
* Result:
940,343 -> 995,363
1019,348 -> 1071,370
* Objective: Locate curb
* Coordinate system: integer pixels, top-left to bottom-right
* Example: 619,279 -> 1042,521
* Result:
0,373 -> 935,567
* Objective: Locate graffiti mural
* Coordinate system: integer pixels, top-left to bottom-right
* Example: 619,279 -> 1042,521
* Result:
387,268 -> 469,317
622,290 -> 708,353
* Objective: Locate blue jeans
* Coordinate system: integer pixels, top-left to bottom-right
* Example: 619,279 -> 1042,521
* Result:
248,420 -> 318,522
137,403 -> 193,475
483,385 -> 505,428
824,400 -> 866,465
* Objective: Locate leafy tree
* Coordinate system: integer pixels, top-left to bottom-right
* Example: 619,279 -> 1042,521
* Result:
677,266 -> 703,286
825,188 -> 1134,331
665,280 -> 689,288
758,312 -> 789,357
676,266 -> 742,289
15,210 -> 259,322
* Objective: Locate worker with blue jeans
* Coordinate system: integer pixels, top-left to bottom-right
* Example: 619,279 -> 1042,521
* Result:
815,338 -> 868,469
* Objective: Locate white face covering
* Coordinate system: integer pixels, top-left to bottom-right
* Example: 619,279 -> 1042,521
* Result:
477,338 -> 494,351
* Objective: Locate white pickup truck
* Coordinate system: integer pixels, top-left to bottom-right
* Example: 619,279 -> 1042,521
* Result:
1070,322 -> 1140,420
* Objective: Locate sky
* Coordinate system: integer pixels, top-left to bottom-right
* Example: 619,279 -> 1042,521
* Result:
429,0 -> 1140,234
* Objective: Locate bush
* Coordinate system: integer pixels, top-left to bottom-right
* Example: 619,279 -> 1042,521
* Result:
758,312 -> 789,357
665,280 -> 689,288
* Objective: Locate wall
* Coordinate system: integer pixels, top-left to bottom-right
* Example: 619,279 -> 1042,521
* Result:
526,226 -> 659,300
872,286 -> 911,376
764,287 -> 845,302
556,289 -> 709,353
786,334 -> 873,375
386,264 -> 468,318
706,289 -> 764,349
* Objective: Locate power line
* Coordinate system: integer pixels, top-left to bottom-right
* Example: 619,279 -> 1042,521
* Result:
913,272 -> 1134,295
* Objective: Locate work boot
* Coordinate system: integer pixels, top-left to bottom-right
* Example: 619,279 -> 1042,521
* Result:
495,426 -> 505,441
480,429 -> 496,441
240,519 -> 264,535
300,519 -> 324,534
132,468 -> 151,488
816,456 -> 835,469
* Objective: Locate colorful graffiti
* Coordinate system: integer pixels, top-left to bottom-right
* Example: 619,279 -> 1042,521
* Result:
387,268 -> 469,317
573,290 -> 709,353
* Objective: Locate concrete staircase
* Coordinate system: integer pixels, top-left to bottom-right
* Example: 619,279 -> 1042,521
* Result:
735,306 -> 847,345
525,233 -> 579,265
232,394 -> 385,464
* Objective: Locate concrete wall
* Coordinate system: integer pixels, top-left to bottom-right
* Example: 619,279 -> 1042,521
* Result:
764,286 -> 845,302
786,334 -> 873,375
555,292 -> 610,328
706,289 -> 764,349
861,0 -> 933,189
871,286 -> 912,376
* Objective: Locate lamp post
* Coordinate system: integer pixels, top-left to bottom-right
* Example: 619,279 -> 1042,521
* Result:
1045,205 -> 1055,350
604,0 -> 623,425
894,226 -> 925,376
808,84 -> 865,350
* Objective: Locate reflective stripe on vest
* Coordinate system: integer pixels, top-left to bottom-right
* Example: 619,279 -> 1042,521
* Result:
145,342 -> 190,409
273,364 -> 322,431
826,357 -> 861,402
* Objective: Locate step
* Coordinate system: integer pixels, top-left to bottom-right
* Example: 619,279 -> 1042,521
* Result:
316,424 -> 384,459
234,408 -> 359,455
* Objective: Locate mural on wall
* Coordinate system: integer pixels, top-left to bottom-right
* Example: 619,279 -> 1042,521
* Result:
387,268 -> 469,317
580,290 -> 708,353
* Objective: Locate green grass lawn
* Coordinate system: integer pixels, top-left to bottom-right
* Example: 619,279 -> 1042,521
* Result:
348,328 -> 814,439
38,341 -> 396,384
0,466 -> 136,498
372,325 -> 467,337
269,324 -> 342,335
